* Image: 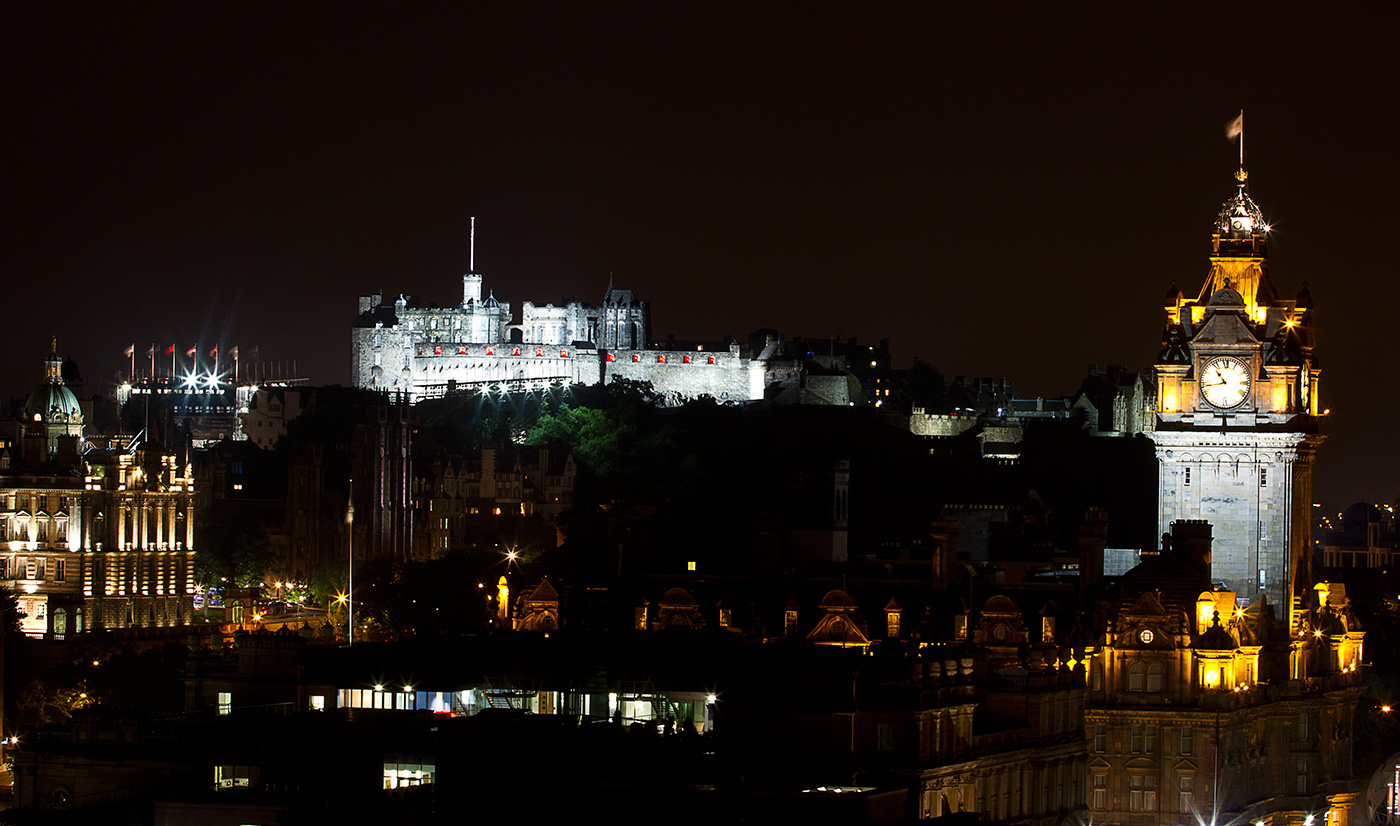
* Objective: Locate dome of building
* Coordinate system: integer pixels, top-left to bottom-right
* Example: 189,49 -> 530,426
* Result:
24,341 -> 82,423
1212,171 -> 1270,258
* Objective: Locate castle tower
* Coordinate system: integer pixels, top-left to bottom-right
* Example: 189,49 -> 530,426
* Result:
1149,167 -> 1321,626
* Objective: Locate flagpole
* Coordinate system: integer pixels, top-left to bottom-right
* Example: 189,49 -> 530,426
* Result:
347,478 -> 355,647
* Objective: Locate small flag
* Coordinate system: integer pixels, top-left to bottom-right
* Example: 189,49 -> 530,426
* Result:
1226,112 -> 1243,140
166,344 -> 175,355
123,344 -> 134,358
186,345 -> 197,358
209,345 -> 219,358
146,344 -> 155,358
229,345 -> 238,359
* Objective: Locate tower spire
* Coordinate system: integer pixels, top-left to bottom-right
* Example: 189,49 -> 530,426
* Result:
470,216 -> 476,273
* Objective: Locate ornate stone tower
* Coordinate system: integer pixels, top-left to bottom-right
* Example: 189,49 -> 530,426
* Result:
1149,168 -> 1321,625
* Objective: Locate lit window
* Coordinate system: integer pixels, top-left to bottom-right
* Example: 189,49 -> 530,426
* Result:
686,561 -> 696,571
218,692 -> 232,715
383,760 -> 435,789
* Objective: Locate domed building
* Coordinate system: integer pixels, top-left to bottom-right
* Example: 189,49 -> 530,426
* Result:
19,339 -> 86,465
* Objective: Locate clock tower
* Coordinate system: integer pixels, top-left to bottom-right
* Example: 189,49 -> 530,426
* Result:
1150,168 -> 1321,626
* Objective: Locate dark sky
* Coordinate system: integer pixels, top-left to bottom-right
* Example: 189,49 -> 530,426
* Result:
6,4 -> 1397,505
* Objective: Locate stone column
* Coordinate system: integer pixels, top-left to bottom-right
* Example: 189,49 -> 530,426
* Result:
154,503 -> 164,549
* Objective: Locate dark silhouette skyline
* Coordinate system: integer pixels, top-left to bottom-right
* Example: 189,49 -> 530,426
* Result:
7,5 -> 1397,504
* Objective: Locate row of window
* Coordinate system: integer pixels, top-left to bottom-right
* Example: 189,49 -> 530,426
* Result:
1093,723 -> 1192,755
0,557 -> 65,581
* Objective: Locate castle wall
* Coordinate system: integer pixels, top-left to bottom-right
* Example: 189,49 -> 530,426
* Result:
602,347 -> 760,403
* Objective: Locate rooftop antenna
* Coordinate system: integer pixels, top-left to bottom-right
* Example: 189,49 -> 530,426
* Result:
470,216 -> 476,273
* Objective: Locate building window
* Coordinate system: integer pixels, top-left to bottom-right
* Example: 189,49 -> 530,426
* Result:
877,723 -> 894,751
686,561 -> 696,572
218,691 -> 232,715
1296,713 -> 1309,740
310,695 -> 325,712
1260,468 -> 1267,486
1131,724 -> 1143,753
1180,726 -> 1193,755
784,609 -> 798,636
51,787 -> 71,810
1179,775 -> 1193,812
1147,662 -> 1164,692
1146,725 -> 1157,753
1184,467 -> 1191,486
54,607 -> 67,636
1129,662 -> 1145,691
383,759 -> 435,789
1129,775 -> 1156,811
1296,759 -> 1308,795
1093,723 -> 1107,752
215,765 -> 252,789
1092,774 -> 1107,810
54,559 -> 65,582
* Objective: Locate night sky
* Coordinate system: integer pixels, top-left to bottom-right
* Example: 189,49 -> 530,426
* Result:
6,5 -> 1397,505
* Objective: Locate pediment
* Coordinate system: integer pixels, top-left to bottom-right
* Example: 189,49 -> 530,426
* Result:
1126,590 -> 1168,618
1088,756 -> 1112,769
1126,756 -> 1158,771
1193,311 -> 1258,346
1173,758 -> 1198,773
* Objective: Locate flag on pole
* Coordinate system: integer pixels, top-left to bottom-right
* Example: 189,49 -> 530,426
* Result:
229,345 -> 239,359
166,344 -> 175,355
146,344 -> 155,358
123,344 -> 134,358
209,345 -> 219,358
186,345 -> 197,358
1226,112 -> 1243,139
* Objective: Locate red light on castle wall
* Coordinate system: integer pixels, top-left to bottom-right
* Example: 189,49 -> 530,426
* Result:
458,347 -> 467,355
417,348 -> 423,355
631,354 -> 640,363
708,355 -> 716,364
657,355 -> 667,363
535,348 -> 544,357
606,353 -> 616,363
512,348 -> 521,356
683,355 -> 692,364
485,348 -> 494,356
560,350 -> 568,358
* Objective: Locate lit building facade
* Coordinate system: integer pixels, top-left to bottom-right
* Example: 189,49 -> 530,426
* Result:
1084,521 -> 1364,826
1,343 -> 197,636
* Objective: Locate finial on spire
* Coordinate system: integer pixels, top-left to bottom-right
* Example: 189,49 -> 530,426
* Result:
470,216 -> 476,273
51,335 -> 58,352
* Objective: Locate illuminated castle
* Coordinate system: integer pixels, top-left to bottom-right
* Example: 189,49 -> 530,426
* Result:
352,271 -> 775,404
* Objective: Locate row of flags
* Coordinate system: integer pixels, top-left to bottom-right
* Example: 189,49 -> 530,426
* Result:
123,344 -> 255,359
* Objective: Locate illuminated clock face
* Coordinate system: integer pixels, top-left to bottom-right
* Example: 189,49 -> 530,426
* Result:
1200,356 -> 1251,409
1139,628 -> 1154,644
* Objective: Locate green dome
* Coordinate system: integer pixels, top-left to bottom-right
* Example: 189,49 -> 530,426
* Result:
25,382 -> 82,422
24,341 -> 83,423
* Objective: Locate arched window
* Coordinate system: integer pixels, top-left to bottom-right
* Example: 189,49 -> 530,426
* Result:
1129,661 -> 1145,692
53,607 -> 67,636
1147,663 -> 1165,692
74,607 -> 83,634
